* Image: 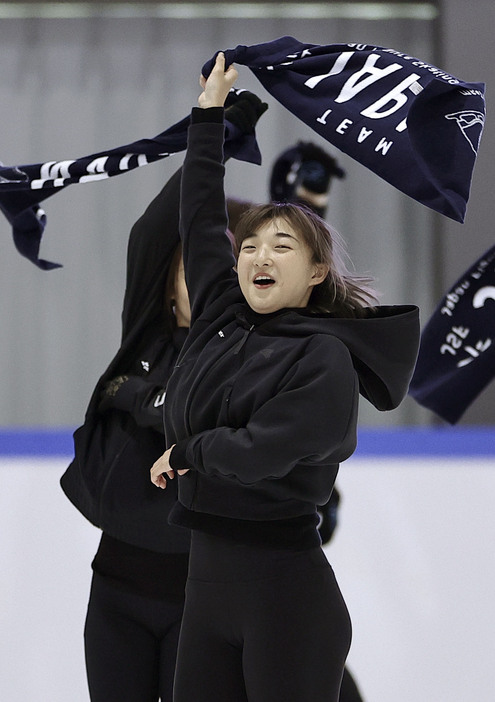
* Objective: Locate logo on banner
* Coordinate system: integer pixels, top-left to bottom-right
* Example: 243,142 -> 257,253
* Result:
473,286 -> 495,309
445,111 -> 485,154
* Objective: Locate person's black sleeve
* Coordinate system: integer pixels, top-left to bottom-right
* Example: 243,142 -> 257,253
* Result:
121,167 -> 182,340
98,374 -> 167,432
180,108 -> 237,326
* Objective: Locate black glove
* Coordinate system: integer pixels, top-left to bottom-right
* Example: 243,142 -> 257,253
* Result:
97,375 -> 129,413
225,89 -> 269,134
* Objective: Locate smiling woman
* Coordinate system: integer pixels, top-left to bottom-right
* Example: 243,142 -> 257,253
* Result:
233,202 -> 377,316
236,216 -> 329,313
149,53 -> 420,702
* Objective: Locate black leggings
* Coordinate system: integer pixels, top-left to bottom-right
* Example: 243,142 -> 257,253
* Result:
173,531 -> 352,702
84,573 -> 184,702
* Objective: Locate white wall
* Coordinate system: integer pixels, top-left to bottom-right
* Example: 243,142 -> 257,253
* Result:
1,430 -> 495,702
330,456 -> 495,702
0,456 -> 100,701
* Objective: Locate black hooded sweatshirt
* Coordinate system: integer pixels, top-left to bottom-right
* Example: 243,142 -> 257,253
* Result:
60,167 -> 191,556
59,106 -> 264,561
167,108 -> 420,549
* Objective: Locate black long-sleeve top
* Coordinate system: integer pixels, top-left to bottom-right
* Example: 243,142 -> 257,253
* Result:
60,167 -> 190,556
166,108 -> 420,549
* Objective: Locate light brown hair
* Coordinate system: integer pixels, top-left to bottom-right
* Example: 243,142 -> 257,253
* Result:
232,202 -> 377,318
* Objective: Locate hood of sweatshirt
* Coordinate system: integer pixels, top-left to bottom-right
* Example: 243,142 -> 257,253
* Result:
238,303 -> 420,412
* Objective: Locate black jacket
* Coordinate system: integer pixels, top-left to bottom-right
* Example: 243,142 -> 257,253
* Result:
60,168 -> 190,554
167,109 -> 420,534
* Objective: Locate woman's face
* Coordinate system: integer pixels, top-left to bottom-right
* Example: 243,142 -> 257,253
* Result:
236,218 -> 328,314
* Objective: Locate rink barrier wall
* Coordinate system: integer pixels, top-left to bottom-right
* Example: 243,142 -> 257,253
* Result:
0,427 -> 494,457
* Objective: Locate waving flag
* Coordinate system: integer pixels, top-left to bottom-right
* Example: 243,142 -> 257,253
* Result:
1,37 -> 486,269
409,245 -> 495,423
203,36 -> 485,223
0,92 -> 261,269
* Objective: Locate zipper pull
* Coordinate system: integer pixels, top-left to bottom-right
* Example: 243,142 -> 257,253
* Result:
233,324 -> 254,355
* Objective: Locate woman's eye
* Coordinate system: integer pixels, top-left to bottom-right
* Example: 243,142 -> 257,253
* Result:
275,245 -> 290,250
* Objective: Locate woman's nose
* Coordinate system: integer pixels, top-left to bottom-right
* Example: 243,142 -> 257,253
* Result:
254,247 -> 272,266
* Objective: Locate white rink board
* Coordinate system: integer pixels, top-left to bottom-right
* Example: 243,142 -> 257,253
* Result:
1,432 -> 494,702
326,455 -> 495,702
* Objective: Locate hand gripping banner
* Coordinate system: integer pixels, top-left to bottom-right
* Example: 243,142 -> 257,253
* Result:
203,36 -> 485,223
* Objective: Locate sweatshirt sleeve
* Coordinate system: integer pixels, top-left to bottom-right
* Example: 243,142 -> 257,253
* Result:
180,108 -> 237,325
121,166 -> 182,340
169,338 -> 359,485
98,375 -> 167,432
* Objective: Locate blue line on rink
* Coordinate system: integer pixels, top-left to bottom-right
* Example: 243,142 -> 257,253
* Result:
354,427 -> 495,456
0,427 -> 494,457
0,429 -> 75,456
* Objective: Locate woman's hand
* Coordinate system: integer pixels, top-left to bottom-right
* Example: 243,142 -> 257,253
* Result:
150,445 -> 189,489
150,445 -> 176,489
198,52 -> 238,109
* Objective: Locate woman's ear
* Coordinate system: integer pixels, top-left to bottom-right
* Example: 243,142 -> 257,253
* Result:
311,262 -> 329,286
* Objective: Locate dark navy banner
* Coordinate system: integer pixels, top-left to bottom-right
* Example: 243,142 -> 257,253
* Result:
203,36 -> 485,224
0,91 -> 261,269
409,244 -> 495,423
0,38 -> 486,269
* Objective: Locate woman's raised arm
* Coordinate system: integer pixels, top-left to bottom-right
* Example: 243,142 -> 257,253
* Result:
179,54 -> 240,324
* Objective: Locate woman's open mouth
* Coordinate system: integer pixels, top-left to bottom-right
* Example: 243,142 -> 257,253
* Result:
253,275 -> 276,289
